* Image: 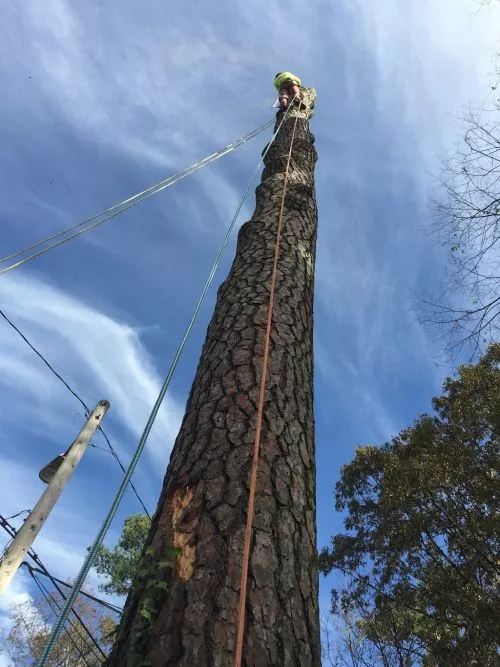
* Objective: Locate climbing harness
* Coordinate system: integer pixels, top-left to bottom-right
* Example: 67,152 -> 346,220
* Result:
234,111 -> 300,667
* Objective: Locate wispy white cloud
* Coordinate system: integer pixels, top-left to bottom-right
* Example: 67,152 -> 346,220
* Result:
9,1 -> 275,170
0,456 -> 86,570
314,226 -> 446,445
0,460 -> 37,657
1,0 -> 500,652
0,565 -> 32,665
0,273 -> 183,468
0,446 -> 127,636
5,0 -> 499,184
0,568 -> 31,630
310,0 -> 498,434
315,337 -> 401,444
0,455 -> 121,662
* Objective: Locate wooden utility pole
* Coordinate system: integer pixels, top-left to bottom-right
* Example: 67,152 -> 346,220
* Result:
107,75 -> 320,666
0,400 -> 109,596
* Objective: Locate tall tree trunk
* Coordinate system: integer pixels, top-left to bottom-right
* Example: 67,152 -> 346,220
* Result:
106,93 -> 320,667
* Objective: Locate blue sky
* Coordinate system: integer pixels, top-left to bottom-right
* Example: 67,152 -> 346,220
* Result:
1,0 -> 499,660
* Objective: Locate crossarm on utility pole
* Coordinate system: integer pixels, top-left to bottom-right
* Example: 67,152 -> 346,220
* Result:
0,400 -> 110,596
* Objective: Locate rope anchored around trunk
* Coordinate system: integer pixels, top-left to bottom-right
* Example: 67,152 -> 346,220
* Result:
234,112 -> 300,667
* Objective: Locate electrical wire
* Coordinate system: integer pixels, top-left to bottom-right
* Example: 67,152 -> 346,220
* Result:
0,308 -> 151,517
0,516 -> 121,617
38,105 -> 297,666
0,538 -> 13,561
0,308 -> 88,413
0,119 -> 274,276
0,516 -> 106,662
96,428 -> 151,517
1,511 -> 30,559
21,562 -> 123,615
5,509 -> 31,521
29,570 -> 95,666
90,441 -> 114,454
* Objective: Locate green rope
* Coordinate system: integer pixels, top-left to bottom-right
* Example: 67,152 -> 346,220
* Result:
38,106 -> 294,666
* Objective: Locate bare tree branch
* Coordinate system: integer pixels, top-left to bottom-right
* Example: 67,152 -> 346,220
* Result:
420,100 -> 500,359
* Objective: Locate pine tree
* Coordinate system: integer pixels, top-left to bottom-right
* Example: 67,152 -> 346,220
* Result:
106,82 -> 320,666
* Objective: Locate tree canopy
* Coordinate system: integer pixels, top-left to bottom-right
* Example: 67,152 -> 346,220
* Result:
319,345 -> 500,666
93,513 -> 151,597
0,513 -> 150,666
0,582 -> 116,666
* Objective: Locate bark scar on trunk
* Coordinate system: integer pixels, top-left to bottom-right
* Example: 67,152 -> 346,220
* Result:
297,242 -> 313,275
170,487 -> 197,582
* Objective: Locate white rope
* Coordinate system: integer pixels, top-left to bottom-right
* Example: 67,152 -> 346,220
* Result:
0,119 -> 274,276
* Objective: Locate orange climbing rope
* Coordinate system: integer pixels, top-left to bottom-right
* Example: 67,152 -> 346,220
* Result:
234,112 -> 300,667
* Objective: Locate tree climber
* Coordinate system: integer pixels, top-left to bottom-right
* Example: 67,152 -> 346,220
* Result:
274,71 -> 302,109
274,71 -> 316,120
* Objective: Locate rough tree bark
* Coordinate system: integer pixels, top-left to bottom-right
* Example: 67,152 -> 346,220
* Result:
106,90 -> 320,667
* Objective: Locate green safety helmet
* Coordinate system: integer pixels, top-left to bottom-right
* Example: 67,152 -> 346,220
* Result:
274,71 -> 302,90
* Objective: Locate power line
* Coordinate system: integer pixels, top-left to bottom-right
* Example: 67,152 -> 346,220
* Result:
29,570 -> 95,667
90,441 -> 113,454
0,538 -> 12,560
33,568 -> 107,664
31,574 -> 92,666
0,308 -> 88,413
0,119 -> 275,276
5,509 -> 31,521
0,515 -> 121,612
21,563 -> 123,616
0,510 -> 30,559
0,308 -> 151,517
0,515 -> 122,616
95,427 -> 151,517
0,515 -> 108,661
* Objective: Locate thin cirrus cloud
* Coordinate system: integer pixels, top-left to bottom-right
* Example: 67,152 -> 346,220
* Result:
1,0 -> 500,655
0,272 -> 183,640
0,273 -> 183,468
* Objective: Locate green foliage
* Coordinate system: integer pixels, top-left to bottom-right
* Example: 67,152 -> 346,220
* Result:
93,513 -> 152,596
130,546 -> 182,667
319,345 -> 500,666
90,512 -> 181,665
